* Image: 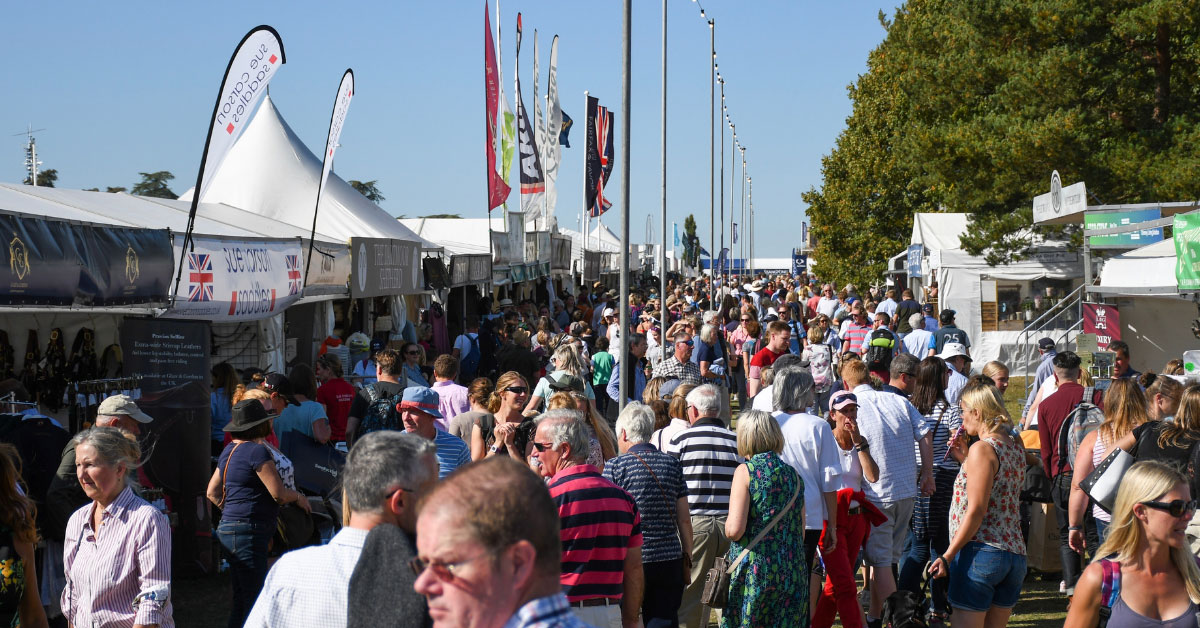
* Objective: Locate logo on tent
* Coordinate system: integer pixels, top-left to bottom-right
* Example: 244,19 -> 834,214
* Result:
188,253 -> 214,302
286,254 -> 301,295
125,245 -> 140,285
8,235 -> 29,281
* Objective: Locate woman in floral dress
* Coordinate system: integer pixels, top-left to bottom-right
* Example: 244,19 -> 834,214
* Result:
723,409 -> 808,628
928,382 -> 1027,628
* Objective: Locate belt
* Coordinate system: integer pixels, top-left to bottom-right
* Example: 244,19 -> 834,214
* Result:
570,598 -> 618,608
847,506 -> 863,516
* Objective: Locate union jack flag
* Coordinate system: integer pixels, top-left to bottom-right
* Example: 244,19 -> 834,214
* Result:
285,254 -> 302,295
585,96 -> 615,218
187,253 -> 214,302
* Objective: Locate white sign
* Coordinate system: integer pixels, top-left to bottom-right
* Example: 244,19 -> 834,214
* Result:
1033,171 -> 1087,224
167,235 -> 303,321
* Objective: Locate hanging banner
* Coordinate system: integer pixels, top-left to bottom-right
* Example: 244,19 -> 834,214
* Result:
307,68 -> 355,278
0,213 -> 172,306
484,4 -> 511,211
167,235 -> 303,321
1032,171 -> 1087,225
551,235 -> 572,270
496,0 -> 516,210
906,244 -> 924,278
82,225 -> 175,306
1082,302 -> 1121,350
791,248 -> 807,275
543,35 -> 562,217
515,14 -> 546,216
303,242 -> 351,294
585,95 -> 615,217
583,250 -> 602,281
450,255 -> 491,287
350,237 -> 421,298
1177,211 -> 1200,291
1085,207 -> 1164,248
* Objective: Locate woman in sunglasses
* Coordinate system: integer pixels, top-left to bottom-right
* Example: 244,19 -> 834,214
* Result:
1064,461 -> 1200,628
928,383 -> 1026,628
470,372 -> 533,462
399,342 -> 430,388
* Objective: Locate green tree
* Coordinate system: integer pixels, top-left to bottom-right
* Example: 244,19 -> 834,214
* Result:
421,213 -> 462,219
808,0 -> 1200,274
131,171 -> 176,199
23,168 -> 57,187
348,180 -> 385,203
106,186 -> 127,194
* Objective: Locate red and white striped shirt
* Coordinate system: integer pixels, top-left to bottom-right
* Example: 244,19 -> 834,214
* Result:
547,464 -> 643,602
62,486 -> 174,627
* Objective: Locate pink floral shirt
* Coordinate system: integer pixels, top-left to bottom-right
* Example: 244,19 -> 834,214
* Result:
948,434 -> 1027,555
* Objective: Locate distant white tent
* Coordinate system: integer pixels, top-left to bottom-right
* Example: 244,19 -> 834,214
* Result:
180,95 -> 436,250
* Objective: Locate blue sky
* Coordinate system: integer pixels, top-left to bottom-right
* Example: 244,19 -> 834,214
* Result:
2,1 -> 893,259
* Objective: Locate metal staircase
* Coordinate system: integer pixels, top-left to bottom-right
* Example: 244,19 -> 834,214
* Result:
1018,283 -> 1085,402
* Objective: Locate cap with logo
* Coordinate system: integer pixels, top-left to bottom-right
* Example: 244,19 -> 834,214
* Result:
936,342 -> 970,361
830,390 -> 858,412
260,373 -> 300,406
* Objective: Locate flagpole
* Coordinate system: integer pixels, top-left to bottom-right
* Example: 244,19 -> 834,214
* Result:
708,19 -> 715,311
618,0 -> 632,411
730,126 -> 736,281
740,147 -> 746,279
659,0 -> 668,364
486,2 -> 496,316
582,89 -> 589,288
718,78 -> 725,292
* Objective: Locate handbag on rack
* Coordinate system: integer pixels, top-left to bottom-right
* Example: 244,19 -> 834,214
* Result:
700,478 -> 801,609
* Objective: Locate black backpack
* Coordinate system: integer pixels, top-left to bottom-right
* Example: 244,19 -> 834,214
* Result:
862,328 -> 896,371
460,334 -> 481,380
358,384 -> 405,436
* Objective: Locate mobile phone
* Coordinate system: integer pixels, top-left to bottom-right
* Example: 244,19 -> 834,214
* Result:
944,426 -> 964,461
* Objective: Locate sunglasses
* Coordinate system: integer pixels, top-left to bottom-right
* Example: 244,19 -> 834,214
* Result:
504,386 -> 529,395
677,339 -> 694,347
405,350 -> 420,356
1141,499 -> 1198,518
740,318 -> 751,322
532,441 -> 555,452
409,552 -> 491,581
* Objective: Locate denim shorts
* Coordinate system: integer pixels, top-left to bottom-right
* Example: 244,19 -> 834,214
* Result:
947,541 -> 1027,611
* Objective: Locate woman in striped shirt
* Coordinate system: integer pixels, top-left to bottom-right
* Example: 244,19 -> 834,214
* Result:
62,427 -> 173,628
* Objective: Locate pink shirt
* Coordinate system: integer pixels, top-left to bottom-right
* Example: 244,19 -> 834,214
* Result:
63,486 -> 174,627
431,380 -> 470,431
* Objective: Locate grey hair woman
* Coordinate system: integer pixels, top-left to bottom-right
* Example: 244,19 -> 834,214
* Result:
62,427 -> 174,627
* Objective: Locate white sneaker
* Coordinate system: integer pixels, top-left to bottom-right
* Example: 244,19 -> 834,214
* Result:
1059,580 -> 1067,593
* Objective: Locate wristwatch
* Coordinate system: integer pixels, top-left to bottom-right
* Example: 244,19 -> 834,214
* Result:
489,444 -> 501,454
855,441 -> 869,452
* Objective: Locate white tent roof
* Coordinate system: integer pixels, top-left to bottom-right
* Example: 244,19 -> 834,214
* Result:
0,183 -> 342,243
588,222 -> 622,250
180,96 -> 436,249
911,213 -> 969,250
399,217 -> 504,257
1099,236 -> 1178,294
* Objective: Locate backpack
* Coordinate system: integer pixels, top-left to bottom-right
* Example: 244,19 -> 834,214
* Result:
1096,557 -> 1200,628
358,384 -> 405,436
1055,386 -> 1104,476
460,334 -> 481,380
808,344 -> 833,392
862,329 -> 895,372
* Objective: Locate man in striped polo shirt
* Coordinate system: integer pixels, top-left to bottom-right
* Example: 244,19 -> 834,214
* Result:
533,409 -> 644,628
669,384 -> 740,628
396,386 -> 471,479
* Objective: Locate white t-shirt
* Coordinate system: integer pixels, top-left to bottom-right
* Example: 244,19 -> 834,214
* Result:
835,442 -> 864,504
775,410 -> 843,530
752,385 -> 774,412
1027,377 -> 1059,429
453,332 -> 479,356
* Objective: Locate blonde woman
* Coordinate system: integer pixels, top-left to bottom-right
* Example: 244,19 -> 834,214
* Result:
1069,378 -> 1151,547
928,384 -> 1026,628
1141,372 -> 1184,421
722,409 -> 807,628
980,361 -> 1010,397
471,371 -> 532,462
1064,461 -> 1200,628
524,343 -> 596,414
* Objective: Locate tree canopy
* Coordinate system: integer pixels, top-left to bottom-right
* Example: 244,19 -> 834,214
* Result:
24,168 -> 57,187
131,171 -> 176,199
805,0 -> 1200,287
348,180 -> 385,203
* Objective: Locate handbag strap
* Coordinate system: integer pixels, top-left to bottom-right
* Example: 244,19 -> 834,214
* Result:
218,442 -> 244,509
630,451 -> 679,531
726,475 -> 802,574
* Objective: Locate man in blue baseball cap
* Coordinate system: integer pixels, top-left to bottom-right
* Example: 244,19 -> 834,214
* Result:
396,386 -> 470,479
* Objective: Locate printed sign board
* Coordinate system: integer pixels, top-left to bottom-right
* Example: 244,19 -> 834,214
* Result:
167,235 -> 303,321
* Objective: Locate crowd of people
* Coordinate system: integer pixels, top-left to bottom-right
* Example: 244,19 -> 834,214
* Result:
2,271 -> 1199,628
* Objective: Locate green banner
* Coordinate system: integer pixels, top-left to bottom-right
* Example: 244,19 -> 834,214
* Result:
1174,211 -> 1200,291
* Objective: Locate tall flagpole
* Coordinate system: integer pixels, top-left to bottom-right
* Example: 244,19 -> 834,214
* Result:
708,19 -> 715,310
729,126 -> 736,280
749,175 -> 754,277
718,78 -> 725,291
659,0 -> 668,363
618,0 -> 632,410
582,90 -> 589,288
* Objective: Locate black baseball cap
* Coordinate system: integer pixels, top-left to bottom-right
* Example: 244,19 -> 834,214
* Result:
260,373 -> 299,406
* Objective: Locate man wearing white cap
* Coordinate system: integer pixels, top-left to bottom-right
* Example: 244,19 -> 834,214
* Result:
45,394 -> 155,537
936,342 -> 971,408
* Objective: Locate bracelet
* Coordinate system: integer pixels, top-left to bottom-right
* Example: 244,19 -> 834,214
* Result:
856,441 -> 869,451
1068,525 -> 1082,532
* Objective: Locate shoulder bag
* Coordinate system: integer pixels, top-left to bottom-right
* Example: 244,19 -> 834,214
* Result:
700,477 -> 801,609
1080,436 -> 1139,514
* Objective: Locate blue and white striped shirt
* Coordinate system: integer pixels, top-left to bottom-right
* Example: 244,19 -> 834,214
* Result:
603,444 -> 689,563
432,430 -> 471,479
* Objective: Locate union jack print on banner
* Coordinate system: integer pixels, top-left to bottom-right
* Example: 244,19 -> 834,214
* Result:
188,253 -> 214,302
584,96 -> 615,218
285,254 -> 302,295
